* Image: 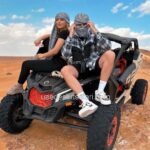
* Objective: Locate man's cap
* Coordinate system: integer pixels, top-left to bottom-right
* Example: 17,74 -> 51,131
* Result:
74,13 -> 89,24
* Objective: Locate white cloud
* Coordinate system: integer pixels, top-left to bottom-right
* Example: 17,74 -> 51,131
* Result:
0,16 -> 6,20
32,8 -> 45,13
36,25 -> 53,37
111,3 -> 124,13
42,17 -> 55,24
97,25 -> 150,50
0,22 -> 150,56
122,5 -> 129,10
129,0 -> 150,17
111,3 -> 129,13
128,13 -> 132,18
11,14 -> 31,20
0,23 -> 53,56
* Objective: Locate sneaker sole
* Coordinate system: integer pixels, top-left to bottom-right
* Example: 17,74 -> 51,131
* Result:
99,99 -> 111,105
79,106 -> 98,118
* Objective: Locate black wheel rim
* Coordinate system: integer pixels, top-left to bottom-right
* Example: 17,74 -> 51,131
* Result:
12,105 -> 24,123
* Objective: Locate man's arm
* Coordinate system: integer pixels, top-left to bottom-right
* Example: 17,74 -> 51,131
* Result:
87,21 -> 111,52
96,32 -> 111,52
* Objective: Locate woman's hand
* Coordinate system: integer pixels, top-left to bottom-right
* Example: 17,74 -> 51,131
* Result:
69,24 -> 76,37
36,53 -> 46,59
34,39 -> 41,46
87,22 -> 98,34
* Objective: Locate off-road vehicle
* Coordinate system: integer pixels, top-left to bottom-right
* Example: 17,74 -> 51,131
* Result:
0,33 -> 148,150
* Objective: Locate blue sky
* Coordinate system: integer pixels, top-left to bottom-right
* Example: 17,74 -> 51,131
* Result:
0,0 -> 150,56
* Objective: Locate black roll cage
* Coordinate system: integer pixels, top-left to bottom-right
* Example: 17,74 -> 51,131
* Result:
101,33 -> 139,65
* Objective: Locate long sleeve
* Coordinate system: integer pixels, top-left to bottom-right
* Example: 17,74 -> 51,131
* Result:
96,32 -> 111,54
61,37 -> 73,60
86,32 -> 111,71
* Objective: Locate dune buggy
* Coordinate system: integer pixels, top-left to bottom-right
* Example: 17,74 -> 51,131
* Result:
0,33 -> 148,150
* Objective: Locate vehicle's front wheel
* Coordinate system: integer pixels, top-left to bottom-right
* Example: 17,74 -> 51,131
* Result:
87,103 -> 121,150
0,94 -> 32,134
131,79 -> 148,105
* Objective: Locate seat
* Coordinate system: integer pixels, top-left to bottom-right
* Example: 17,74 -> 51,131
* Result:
112,48 -> 127,77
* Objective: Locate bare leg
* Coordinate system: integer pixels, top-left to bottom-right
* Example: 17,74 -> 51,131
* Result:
61,65 -> 83,94
95,50 -> 115,105
99,50 -> 115,81
61,65 -> 98,118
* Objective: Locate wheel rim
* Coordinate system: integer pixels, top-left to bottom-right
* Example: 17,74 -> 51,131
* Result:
12,105 -> 24,123
142,85 -> 148,102
106,116 -> 118,147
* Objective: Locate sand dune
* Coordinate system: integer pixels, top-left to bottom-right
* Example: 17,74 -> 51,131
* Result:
0,51 -> 150,150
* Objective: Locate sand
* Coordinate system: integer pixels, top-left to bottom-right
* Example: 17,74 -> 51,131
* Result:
0,52 -> 150,150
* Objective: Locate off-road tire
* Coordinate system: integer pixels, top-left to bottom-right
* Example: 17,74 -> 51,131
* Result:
131,79 -> 148,105
0,94 -> 32,134
87,103 -> 121,150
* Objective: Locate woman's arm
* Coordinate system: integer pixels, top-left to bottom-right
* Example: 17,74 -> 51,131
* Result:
37,38 -> 65,59
34,34 -> 50,46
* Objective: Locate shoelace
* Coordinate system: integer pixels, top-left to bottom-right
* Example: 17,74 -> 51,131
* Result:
96,93 -> 110,101
82,102 -> 93,108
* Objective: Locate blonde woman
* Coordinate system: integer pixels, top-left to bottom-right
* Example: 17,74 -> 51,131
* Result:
7,12 -> 70,95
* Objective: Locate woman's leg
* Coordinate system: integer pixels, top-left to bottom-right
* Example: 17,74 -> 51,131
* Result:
18,58 -> 65,84
36,47 -> 48,54
8,58 -> 66,95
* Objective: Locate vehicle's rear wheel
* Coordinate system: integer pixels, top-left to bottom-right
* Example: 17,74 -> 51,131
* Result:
131,79 -> 148,105
0,94 -> 32,134
87,103 -> 121,150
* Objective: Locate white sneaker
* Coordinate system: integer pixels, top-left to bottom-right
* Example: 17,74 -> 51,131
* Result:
95,90 -> 111,105
7,84 -> 23,95
79,101 -> 98,118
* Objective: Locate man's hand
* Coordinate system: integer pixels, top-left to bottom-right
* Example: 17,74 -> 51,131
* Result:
69,24 -> 76,37
87,22 -> 98,34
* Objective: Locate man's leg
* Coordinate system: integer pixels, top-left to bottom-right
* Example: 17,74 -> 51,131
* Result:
61,65 -> 98,117
61,65 -> 82,93
95,50 -> 115,105
99,50 -> 115,82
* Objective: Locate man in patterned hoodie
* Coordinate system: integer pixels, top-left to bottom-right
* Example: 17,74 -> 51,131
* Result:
61,13 -> 115,118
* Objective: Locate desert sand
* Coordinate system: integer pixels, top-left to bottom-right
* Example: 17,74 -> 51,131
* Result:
0,51 -> 150,150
